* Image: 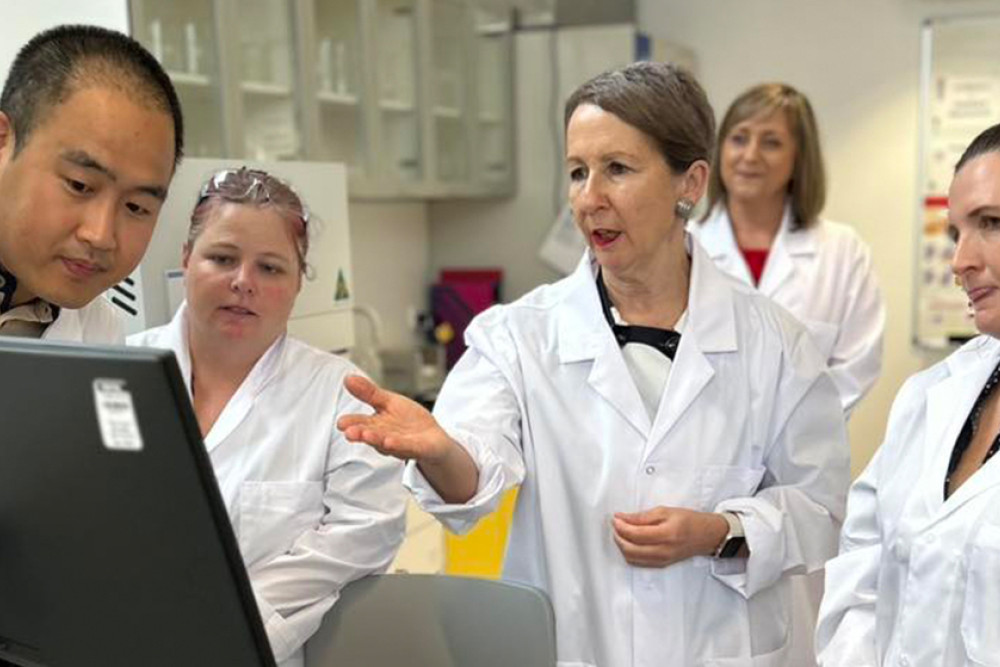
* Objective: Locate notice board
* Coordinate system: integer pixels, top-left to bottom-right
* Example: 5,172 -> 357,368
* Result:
915,15 -> 1000,347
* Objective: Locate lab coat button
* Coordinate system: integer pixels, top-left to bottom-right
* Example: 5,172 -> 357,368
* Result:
645,465 -> 656,475
924,534 -> 937,545
899,657 -> 909,667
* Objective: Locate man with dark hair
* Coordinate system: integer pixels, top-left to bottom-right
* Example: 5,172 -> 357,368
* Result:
0,24 -> 183,342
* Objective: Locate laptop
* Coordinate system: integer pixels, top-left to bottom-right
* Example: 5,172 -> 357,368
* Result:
0,338 -> 276,667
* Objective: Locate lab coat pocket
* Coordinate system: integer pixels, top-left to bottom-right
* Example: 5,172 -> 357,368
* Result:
801,318 -> 839,361
706,641 -> 790,667
238,480 -> 325,568
961,523 -> 1000,665
640,465 -> 704,509
701,466 -> 766,510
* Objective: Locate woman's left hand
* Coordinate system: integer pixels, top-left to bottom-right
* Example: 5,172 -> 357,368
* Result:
612,507 -> 729,567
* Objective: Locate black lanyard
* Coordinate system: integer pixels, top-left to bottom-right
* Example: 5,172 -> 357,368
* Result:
0,263 -> 60,322
0,263 -> 17,313
945,359 -> 1000,498
596,269 -> 680,361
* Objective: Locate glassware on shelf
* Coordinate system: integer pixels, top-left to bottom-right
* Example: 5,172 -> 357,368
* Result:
184,22 -> 201,75
318,38 -> 350,96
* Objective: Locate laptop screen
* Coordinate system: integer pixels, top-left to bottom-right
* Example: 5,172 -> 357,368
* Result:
0,338 -> 275,667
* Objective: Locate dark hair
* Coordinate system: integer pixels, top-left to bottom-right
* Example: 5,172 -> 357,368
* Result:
563,61 -> 715,174
956,123 -> 1000,173
189,167 -> 311,274
0,24 -> 184,166
702,82 -> 825,230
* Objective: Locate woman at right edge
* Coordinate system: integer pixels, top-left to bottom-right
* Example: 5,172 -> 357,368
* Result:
341,62 -> 849,666
818,124 -> 1000,666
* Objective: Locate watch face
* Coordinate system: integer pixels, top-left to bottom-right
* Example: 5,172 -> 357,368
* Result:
718,536 -> 746,559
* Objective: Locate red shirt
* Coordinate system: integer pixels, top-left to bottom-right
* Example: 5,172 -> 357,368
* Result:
739,247 -> 770,286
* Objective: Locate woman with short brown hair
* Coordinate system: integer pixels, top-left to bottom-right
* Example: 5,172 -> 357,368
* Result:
341,63 -> 848,666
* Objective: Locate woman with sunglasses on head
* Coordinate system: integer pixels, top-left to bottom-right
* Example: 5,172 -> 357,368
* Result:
338,63 -> 849,666
128,167 -> 407,667
691,83 -> 884,416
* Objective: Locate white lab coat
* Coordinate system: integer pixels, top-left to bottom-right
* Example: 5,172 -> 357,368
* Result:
817,335 -> 1000,667
129,304 -> 407,667
691,203 -> 884,414
42,296 -> 123,343
405,238 -> 850,667
693,205 -> 884,666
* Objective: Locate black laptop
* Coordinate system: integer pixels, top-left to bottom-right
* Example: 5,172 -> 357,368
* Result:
0,338 -> 276,667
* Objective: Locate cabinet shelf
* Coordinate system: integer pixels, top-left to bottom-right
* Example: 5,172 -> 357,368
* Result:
476,21 -> 510,36
433,106 -> 463,119
241,81 -> 293,97
379,99 -> 416,113
318,90 -> 360,106
167,71 -> 212,87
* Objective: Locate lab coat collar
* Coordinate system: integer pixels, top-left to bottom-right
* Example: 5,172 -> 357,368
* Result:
555,235 -> 737,439
696,201 -> 819,294
918,336 -> 1000,528
42,307 -> 82,341
557,236 -> 737,360
165,302 -> 289,452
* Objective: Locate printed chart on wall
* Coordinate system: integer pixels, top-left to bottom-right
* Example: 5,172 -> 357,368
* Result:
916,16 -> 1000,347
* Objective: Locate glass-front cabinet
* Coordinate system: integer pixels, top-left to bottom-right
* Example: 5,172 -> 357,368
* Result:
303,0 -> 370,177
130,1 -> 226,158
428,0 -> 472,188
129,0 -> 514,198
233,0 -> 303,161
473,7 -> 513,190
374,0 -> 424,187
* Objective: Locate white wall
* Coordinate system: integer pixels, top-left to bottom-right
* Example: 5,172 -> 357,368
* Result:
348,201 -> 431,348
637,0 -> 1000,474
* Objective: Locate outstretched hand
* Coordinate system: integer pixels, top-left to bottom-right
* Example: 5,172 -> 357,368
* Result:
338,375 -> 453,462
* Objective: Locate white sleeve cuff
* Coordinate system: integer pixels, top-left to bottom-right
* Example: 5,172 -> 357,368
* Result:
402,427 -> 520,534
253,589 -> 297,663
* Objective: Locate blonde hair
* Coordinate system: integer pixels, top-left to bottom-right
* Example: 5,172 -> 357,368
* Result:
702,83 -> 826,230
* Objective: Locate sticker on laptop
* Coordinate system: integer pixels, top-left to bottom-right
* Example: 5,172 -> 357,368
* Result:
92,378 -> 144,452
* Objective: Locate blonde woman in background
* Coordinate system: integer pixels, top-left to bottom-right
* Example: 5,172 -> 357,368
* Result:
690,83 -> 885,666
691,83 -> 884,415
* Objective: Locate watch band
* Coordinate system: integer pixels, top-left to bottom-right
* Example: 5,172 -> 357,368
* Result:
714,511 -> 746,559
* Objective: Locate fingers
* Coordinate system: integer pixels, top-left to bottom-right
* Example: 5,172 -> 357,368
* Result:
336,413 -> 372,431
339,421 -> 426,462
339,422 -> 383,446
614,507 -> 667,526
343,374 -> 391,410
611,507 -> 690,567
612,515 -> 665,546
612,530 -> 670,568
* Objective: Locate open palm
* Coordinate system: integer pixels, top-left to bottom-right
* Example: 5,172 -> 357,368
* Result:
338,375 -> 453,462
